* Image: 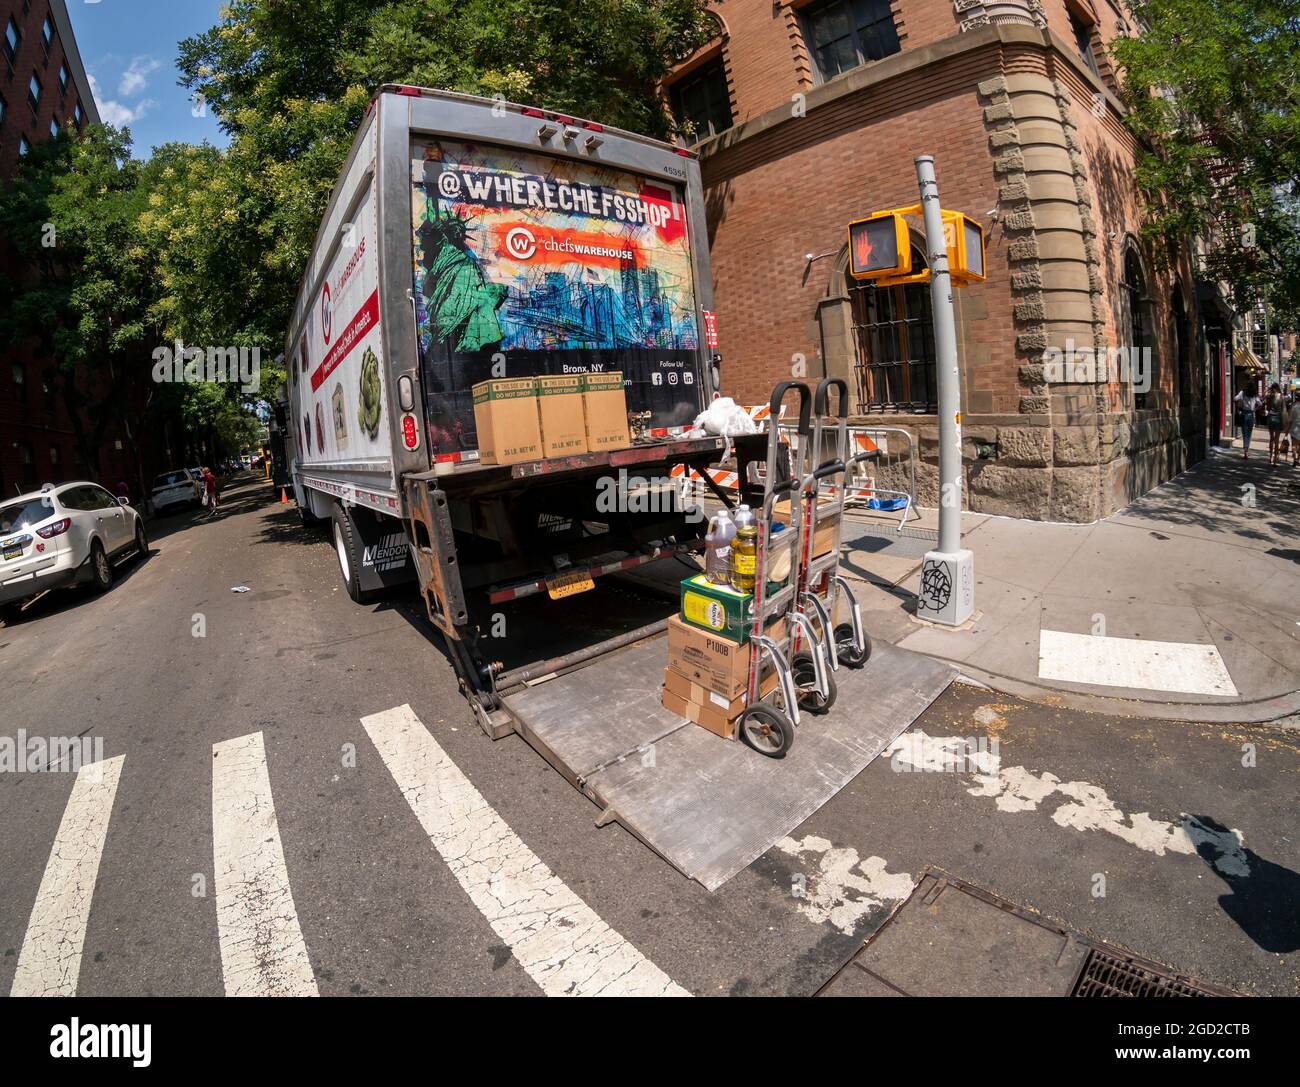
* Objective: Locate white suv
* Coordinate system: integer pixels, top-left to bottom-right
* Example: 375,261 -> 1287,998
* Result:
151,469 -> 200,514
0,482 -> 149,622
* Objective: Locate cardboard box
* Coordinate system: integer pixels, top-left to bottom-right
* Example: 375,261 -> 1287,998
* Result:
535,374 -> 588,458
473,378 -> 541,465
665,613 -> 785,700
662,665 -> 780,740
582,371 -> 630,452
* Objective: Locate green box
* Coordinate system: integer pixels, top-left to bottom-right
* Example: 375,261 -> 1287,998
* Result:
679,573 -> 754,644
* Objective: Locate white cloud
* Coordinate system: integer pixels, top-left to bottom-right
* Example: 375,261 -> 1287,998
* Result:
119,56 -> 161,98
88,73 -> 156,128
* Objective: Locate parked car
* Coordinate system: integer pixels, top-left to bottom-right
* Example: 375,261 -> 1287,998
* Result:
0,482 -> 149,621
151,469 -> 201,514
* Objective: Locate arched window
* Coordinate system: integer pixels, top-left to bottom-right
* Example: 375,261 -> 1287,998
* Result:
848,243 -> 935,413
1120,244 -> 1156,409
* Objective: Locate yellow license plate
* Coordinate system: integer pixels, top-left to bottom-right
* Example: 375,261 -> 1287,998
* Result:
546,569 -> 595,600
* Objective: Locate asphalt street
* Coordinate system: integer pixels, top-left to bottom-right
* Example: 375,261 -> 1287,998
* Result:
1,474 -> 1296,996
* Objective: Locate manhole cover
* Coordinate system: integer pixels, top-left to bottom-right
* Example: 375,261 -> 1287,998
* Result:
818,868 -> 1238,997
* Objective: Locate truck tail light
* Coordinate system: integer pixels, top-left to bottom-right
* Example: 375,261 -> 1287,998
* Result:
520,107 -> 546,118
395,86 -> 422,97
37,518 -> 70,538
674,147 -> 696,158
583,121 -> 604,133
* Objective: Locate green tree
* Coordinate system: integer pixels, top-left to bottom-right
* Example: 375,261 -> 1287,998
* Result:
1113,1 -> 1300,323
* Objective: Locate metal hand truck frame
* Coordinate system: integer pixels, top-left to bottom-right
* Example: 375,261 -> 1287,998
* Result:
735,382 -> 841,758
793,377 -> 873,673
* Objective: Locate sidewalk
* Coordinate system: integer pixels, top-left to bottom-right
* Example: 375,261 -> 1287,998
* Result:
842,447 -> 1300,722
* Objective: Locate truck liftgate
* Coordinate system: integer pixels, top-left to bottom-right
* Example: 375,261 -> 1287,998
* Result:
401,436 -> 952,892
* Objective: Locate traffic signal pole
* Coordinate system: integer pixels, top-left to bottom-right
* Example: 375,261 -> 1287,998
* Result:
914,155 -> 974,625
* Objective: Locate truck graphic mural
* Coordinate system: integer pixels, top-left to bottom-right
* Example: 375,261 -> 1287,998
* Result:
411,138 -> 703,454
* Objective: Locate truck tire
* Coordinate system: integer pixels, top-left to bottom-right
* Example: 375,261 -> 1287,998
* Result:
331,503 -> 377,604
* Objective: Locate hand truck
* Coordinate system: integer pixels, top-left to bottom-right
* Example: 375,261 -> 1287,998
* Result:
793,377 -> 873,673
735,382 -> 841,757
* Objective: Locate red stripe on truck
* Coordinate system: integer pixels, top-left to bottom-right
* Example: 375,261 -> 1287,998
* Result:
311,289 -> 380,392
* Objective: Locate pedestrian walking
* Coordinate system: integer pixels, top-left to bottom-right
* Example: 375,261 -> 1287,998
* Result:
1235,385 -> 1263,460
1264,383 -> 1286,466
1288,393 -> 1300,468
203,466 -> 220,518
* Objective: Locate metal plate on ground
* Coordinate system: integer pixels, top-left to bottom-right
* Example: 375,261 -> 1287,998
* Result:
504,637 -> 690,785
818,870 -> 1237,997
505,638 -> 953,891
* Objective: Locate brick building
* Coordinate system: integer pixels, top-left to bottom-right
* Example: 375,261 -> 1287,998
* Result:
0,0 -> 155,499
666,0 -> 1212,521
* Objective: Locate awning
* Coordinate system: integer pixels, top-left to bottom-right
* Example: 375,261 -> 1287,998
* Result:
1233,345 -> 1268,373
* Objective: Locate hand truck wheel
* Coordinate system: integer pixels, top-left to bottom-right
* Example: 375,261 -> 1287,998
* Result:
792,651 -> 837,714
739,703 -> 795,758
834,622 -> 871,667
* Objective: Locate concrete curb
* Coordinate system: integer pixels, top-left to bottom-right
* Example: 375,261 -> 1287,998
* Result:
931,655 -> 1300,727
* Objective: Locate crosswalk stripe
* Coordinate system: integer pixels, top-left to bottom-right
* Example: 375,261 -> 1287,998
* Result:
212,732 -> 318,997
362,704 -> 689,997
11,756 -> 125,997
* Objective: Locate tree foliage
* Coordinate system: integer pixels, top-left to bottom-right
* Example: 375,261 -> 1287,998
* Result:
1114,0 -> 1300,325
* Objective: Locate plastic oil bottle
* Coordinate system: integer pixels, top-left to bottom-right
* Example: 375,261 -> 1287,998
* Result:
704,509 -> 736,585
730,505 -> 758,593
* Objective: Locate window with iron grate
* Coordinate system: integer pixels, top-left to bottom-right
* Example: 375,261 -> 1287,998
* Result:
847,247 -> 936,414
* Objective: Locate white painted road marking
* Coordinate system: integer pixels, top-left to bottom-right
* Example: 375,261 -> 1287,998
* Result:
1038,628 -> 1238,696
886,729 -> 1250,875
212,732 -> 318,997
11,756 -> 125,996
363,704 -> 688,996
776,836 -> 913,935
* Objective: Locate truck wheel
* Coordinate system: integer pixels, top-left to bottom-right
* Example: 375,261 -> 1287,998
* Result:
331,504 -> 376,604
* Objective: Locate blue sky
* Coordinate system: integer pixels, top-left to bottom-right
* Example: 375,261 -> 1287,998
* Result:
69,0 -> 229,157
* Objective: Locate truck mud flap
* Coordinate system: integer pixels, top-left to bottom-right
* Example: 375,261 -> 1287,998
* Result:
502,636 -> 953,892
345,503 -> 418,594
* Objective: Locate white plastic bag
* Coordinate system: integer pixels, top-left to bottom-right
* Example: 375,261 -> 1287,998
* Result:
691,396 -> 757,438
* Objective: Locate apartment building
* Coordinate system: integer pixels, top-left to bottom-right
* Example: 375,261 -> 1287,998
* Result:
666,0 -> 1209,521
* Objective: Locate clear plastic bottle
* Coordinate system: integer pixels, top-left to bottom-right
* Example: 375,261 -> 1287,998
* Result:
704,510 -> 736,585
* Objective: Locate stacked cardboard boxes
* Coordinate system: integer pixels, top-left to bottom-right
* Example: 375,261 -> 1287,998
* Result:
473,372 -> 631,466
662,604 -> 783,740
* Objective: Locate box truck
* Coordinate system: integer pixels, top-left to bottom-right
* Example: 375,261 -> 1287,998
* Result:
283,85 -> 730,734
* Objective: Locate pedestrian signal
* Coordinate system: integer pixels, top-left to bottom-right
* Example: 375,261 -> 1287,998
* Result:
847,213 -> 911,280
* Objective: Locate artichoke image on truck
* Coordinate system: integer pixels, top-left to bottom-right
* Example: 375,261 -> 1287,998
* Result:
282,85 -> 730,736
